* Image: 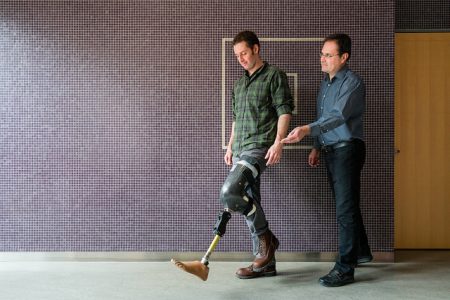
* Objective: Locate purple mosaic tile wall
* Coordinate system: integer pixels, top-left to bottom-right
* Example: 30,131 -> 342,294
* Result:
396,0 -> 450,31
0,1 -> 394,252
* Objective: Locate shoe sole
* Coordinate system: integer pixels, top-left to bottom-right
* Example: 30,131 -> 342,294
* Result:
357,257 -> 373,265
319,278 -> 354,287
236,270 -> 277,280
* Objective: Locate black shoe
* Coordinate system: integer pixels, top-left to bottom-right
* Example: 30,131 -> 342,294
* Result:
319,270 -> 354,287
357,254 -> 373,265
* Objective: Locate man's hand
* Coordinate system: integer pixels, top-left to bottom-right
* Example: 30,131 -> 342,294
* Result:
224,148 -> 233,166
308,148 -> 320,167
265,141 -> 283,166
281,125 -> 310,144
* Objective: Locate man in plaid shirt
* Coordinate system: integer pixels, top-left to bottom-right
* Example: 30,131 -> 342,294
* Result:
221,31 -> 294,279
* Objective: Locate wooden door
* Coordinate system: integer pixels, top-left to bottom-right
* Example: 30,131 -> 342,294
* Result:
395,33 -> 450,248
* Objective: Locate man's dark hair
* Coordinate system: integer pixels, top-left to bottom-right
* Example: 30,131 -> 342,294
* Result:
324,33 -> 352,61
233,31 -> 260,49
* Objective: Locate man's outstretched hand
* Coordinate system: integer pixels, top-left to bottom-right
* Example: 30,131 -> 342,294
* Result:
281,125 -> 311,144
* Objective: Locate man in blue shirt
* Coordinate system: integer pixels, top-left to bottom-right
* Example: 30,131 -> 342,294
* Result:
281,33 -> 372,287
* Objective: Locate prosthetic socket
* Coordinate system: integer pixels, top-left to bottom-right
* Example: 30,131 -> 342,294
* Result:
219,160 -> 259,217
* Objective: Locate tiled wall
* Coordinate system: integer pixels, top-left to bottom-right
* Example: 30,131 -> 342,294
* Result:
0,1 -> 394,252
396,0 -> 450,31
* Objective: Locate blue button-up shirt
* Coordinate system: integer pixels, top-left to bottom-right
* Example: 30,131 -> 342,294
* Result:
309,66 -> 365,148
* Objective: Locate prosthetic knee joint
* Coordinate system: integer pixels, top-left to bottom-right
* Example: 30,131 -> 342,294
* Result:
219,159 -> 259,217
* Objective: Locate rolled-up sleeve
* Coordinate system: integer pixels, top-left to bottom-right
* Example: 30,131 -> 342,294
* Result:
271,71 -> 294,116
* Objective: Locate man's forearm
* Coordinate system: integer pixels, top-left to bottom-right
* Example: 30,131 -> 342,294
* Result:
275,114 -> 292,143
227,122 -> 235,149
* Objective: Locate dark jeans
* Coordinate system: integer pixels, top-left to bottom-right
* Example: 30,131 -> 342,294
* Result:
231,148 -> 269,255
323,139 -> 370,275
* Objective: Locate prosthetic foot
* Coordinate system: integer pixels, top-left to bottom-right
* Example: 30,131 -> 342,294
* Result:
171,258 -> 210,281
171,211 -> 231,281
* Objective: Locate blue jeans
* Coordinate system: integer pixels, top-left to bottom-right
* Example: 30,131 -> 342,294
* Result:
323,139 -> 370,274
231,148 -> 269,255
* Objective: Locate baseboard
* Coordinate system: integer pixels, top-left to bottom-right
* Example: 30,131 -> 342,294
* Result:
0,251 -> 394,262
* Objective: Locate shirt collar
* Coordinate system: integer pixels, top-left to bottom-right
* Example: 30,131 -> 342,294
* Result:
325,65 -> 349,82
245,62 -> 267,79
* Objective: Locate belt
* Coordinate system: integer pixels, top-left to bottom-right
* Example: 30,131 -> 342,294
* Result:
321,141 -> 353,153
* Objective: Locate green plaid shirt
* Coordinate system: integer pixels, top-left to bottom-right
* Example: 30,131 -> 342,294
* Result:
232,63 -> 294,155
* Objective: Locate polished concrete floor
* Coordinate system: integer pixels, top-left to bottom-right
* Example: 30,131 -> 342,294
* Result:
0,251 -> 449,300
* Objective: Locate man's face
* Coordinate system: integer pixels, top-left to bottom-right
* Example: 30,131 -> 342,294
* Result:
233,41 -> 259,73
320,40 -> 348,78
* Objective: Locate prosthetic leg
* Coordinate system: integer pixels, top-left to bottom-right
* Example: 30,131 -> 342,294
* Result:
171,210 -> 231,281
172,160 -> 258,281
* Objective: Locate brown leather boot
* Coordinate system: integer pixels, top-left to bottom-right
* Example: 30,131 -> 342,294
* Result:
252,229 -> 279,271
235,264 -> 276,279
